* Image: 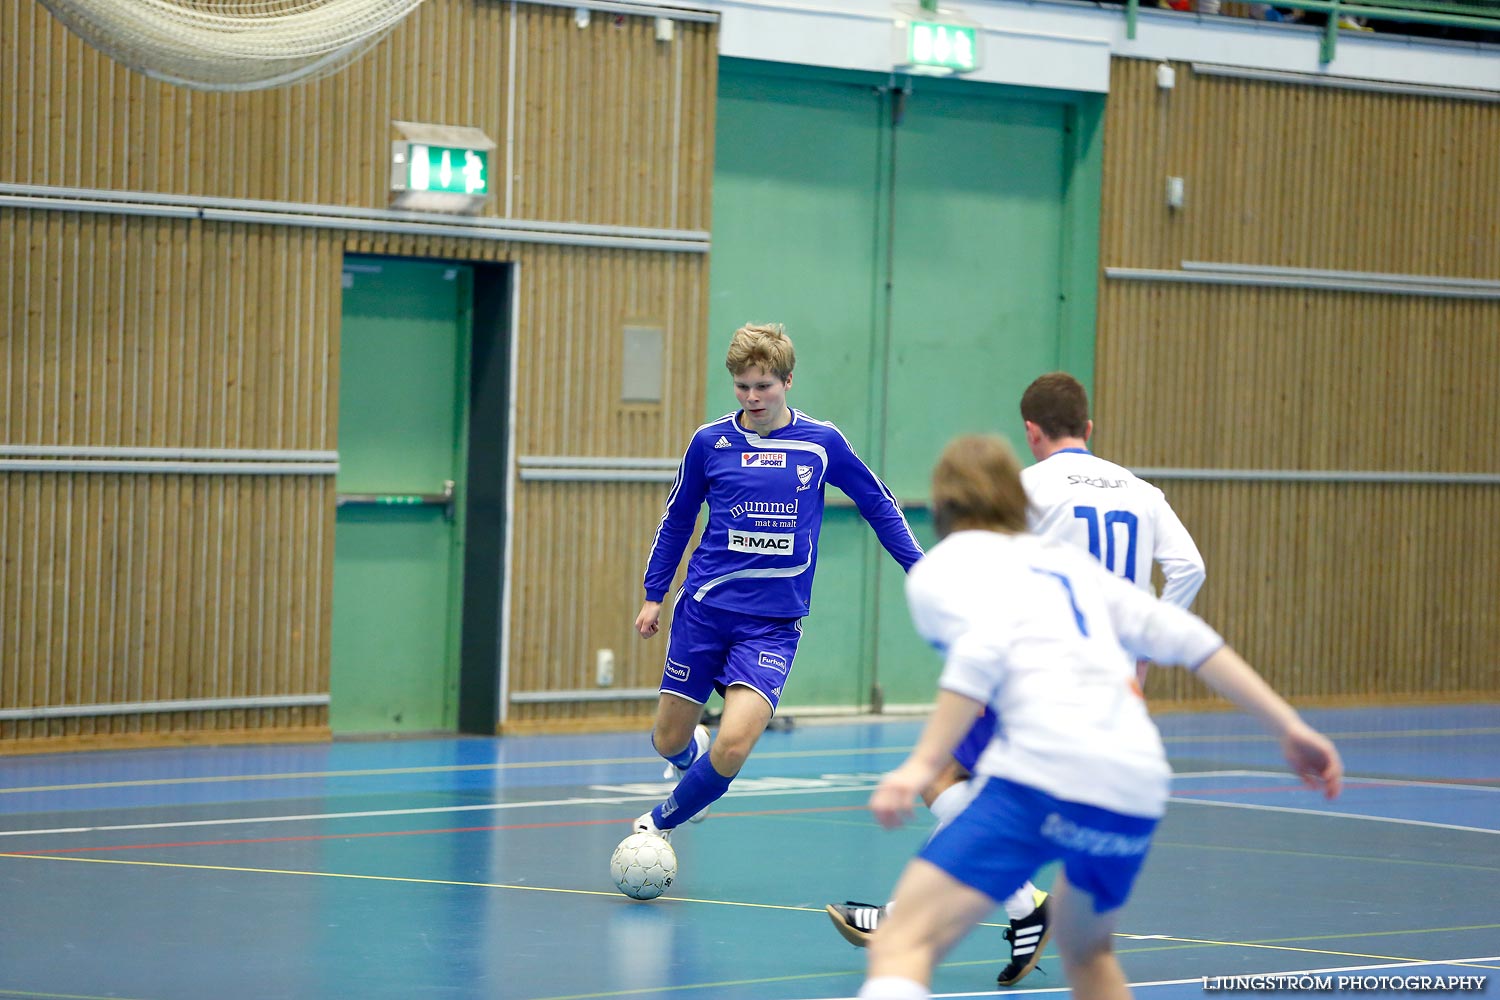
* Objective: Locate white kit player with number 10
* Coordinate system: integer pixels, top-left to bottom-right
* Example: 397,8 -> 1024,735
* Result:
1019,373 -> 1206,688
1021,449 -> 1204,609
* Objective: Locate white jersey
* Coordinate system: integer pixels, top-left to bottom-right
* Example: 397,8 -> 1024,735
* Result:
1022,448 -> 1205,609
906,530 -> 1223,818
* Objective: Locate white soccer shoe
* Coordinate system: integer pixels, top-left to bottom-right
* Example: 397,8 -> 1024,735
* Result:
633,811 -> 672,843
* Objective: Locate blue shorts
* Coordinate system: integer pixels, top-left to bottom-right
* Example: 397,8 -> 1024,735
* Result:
952,709 -> 997,774
661,593 -> 803,713
919,776 -> 1158,914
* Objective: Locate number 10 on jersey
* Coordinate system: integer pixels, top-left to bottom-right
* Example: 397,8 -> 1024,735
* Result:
1072,506 -> 1139,582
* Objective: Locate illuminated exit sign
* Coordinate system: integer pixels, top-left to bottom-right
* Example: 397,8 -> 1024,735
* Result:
405,144 -> 488,196
894,7 -> 981,75
389,121 -> 496,214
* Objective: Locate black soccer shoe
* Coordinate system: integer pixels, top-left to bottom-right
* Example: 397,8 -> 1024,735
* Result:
825,900 -> 886,947
997,892 -> 1052,987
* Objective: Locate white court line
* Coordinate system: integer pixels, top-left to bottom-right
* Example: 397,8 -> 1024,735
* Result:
0,773 -> 1226,839
3,770 -> 1494,841
1182,768 -> 1500,793
798,956 -> 1500,999
1168,796 -> 1500,836
0,780 -> 880,838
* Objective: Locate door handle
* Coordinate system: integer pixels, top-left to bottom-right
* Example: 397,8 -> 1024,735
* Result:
336,480 -> 455,521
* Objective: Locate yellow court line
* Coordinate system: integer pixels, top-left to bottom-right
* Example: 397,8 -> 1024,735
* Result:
1152,839 -> 1500,874
0,854 -> 879,1000
501,932 -> 1500,1000
0,851 -> 811,911
4,724 -> 1496,795
522,966 -> 871,1000
6,852 -> 1495,999
0,849 -> 1014,930
9,849 -> 1492,964
1270,923 -> 1500,945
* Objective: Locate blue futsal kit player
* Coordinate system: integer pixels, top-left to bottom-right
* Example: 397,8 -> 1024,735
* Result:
632,322 -> 923,837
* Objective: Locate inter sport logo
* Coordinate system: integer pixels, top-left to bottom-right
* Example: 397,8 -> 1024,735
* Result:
741,452 -> 787,468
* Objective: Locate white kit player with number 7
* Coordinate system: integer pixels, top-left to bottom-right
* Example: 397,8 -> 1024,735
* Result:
828,372 -> 1207,987
822,370 -> 1206,983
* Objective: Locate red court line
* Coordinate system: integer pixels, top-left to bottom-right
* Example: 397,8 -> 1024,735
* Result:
0,804 -> 870,856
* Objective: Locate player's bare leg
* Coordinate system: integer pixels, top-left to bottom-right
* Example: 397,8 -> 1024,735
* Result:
1051,872 -> 1130,1000
710,683 -> 773,777
861,857 -> 994,991
650,691 -> 704,761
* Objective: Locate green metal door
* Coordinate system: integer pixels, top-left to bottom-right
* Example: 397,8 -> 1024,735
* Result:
872,83 -> 1075,706
332,257 -> 470,733
708,66 -> 891,710
710,62 -> 1101,712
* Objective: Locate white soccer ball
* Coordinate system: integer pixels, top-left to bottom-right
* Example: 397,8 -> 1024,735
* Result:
610,832 -> 677,900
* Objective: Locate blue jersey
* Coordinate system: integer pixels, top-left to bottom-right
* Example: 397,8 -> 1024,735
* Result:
643,409 -> 924,618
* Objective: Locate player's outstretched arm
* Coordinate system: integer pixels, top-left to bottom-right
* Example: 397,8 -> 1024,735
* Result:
824,432 -> 924,571
1194,647 -> 1343,800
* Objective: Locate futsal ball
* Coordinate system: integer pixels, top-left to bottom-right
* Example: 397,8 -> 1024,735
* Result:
610,832 -> 677,900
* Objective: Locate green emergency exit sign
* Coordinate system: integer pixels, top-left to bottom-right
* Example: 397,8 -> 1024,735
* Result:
905,19 -> 979,73
404,143 -> 489,196
389,121 -> 496,214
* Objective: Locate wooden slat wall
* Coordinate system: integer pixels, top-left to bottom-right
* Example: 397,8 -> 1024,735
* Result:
1100,59 -> 1500,705
1103,61 -> 1500,275
1144,481 -> 1500,703
504,245 -> 709,726
0,475 -> 334,745
1,0 -> 717,746
510,5 -> 715,228
508,482 -> 686,727
0,211 -> 343,749
1098,284 -> 1500,471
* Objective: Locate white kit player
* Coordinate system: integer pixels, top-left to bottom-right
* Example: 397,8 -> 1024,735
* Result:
1020,371 -> 1206,685
854,434 -> 1342,1000
828,372 -> 1206,986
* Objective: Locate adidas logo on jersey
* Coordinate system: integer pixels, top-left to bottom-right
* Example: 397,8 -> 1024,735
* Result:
714,436 -> 732,449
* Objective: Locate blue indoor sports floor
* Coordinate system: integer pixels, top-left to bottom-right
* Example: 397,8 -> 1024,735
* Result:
0,703 -> 1495,999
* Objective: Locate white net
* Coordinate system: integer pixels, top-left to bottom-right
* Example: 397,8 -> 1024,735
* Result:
38,0 -> 430,91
